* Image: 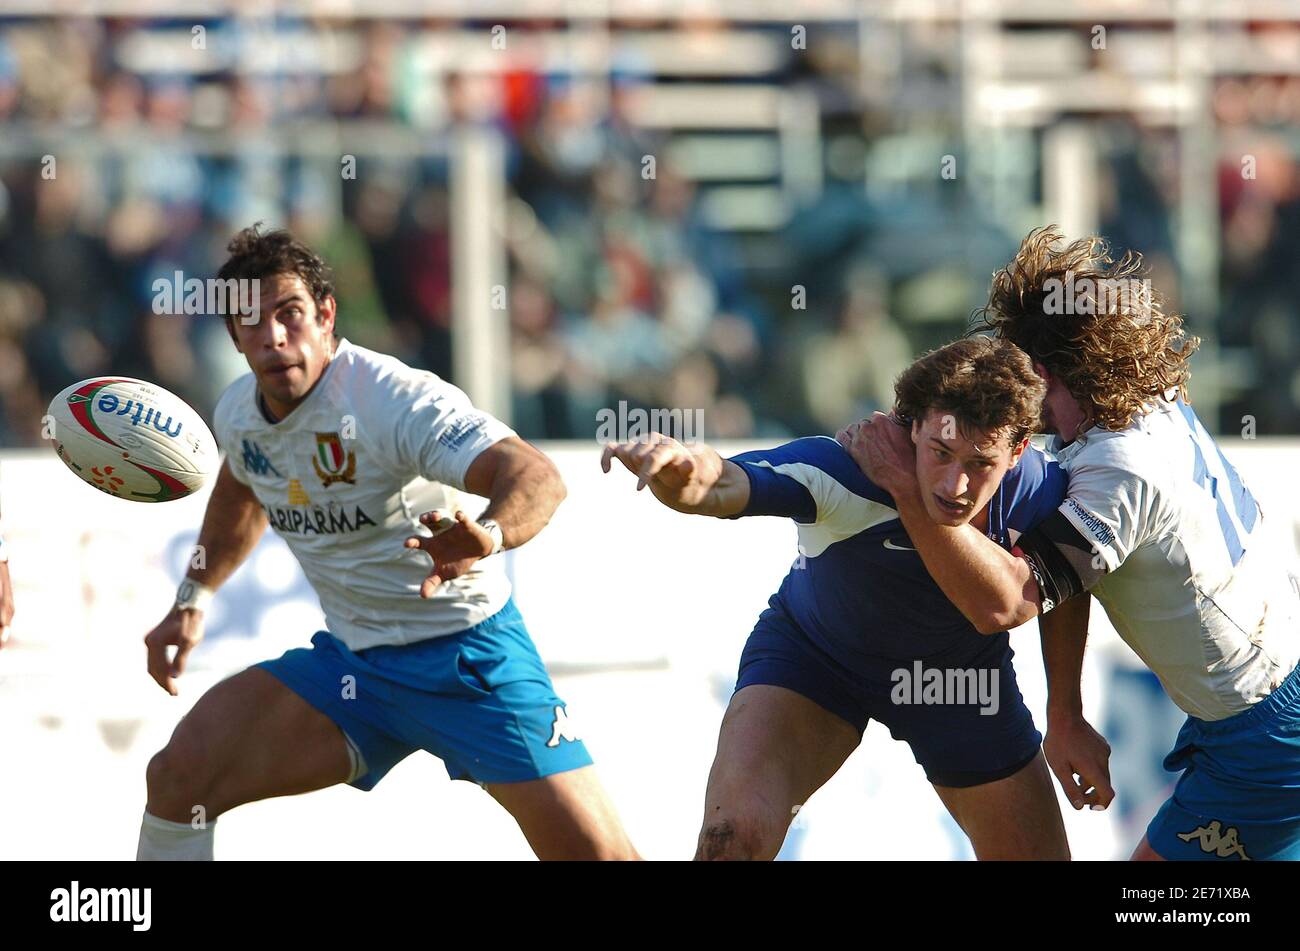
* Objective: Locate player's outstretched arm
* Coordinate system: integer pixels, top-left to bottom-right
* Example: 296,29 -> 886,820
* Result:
143,459 -> 268,695
600,432 -> 749,517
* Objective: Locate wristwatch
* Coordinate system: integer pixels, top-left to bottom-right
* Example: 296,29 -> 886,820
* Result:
478,518 -> 505,556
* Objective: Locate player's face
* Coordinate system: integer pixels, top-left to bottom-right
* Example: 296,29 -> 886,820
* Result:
911,410 -> 1027,526
229,273 -> 337,418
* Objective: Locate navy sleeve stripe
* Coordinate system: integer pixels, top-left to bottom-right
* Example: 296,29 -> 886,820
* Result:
733,460 -> 818,522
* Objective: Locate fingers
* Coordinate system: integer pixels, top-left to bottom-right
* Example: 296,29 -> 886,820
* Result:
407,536 -> 444,597
636,443 -> 684,491
601,435 -> 681,483
1047,749 -> 1115,812
170,638 -> 195,681
836,418 -> 872,449
419,572 -> 443,599
1080,756 -> 1116,811
1047,756 -> 1088,810
144,635 -> 175,696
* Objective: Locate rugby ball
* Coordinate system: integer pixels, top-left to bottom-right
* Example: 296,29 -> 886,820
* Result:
47,377 -> 218,502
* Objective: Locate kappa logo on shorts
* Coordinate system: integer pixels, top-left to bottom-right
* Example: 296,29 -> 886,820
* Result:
546,705 -> 581,748
1177,820 -> 1252,860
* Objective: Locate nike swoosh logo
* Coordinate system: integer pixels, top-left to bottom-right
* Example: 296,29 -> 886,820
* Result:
882,539 -> 917,552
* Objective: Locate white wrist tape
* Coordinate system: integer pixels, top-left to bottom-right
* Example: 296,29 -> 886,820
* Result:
175,578 -> 215,613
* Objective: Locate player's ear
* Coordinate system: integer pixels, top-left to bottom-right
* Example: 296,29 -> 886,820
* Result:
317,294 -> 337,334
910,418 -> 922,444
1032,361 -> 1051,383
1009,436 -> 1029,466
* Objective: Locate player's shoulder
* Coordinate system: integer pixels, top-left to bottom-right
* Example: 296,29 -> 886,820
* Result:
999,442 -> 1067,530
1003,441 -> 1064,493
331,340 -> 465,410
1057,411 -> 1169,481
731,435 -> 891,505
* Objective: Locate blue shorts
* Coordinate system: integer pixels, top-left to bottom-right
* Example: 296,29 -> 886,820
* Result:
256,598 -> 593,789
1147,662 -> 1300,861
735,603 -> 1041,788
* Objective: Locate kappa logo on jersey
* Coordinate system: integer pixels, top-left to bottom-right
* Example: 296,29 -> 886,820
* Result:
312,432 -> 357,487
1177,820 -> 1251,860
241,439 -> 282,478
546,705 -> 581,748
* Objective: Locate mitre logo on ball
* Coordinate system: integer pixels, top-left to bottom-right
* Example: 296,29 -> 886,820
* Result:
47,377 -> 219,502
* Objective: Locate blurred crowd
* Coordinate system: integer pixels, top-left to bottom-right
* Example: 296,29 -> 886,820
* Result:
0,14 -> 1297,448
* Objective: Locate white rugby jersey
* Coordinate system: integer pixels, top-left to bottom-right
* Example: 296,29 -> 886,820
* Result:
1037,398 -> 1299,720
212,339 -> 516,650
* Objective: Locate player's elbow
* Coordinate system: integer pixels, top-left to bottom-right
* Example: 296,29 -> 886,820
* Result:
976,600 -> 1037,635
531,453 -> 567,514
972,614 -> 1008,636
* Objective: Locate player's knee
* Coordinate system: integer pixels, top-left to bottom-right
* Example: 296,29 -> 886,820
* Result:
695,809 -> 784,861
145,734 -> 217,820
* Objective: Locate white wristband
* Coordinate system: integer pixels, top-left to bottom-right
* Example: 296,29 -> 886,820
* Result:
175,578 -> 215,614
478,518 -> 505,556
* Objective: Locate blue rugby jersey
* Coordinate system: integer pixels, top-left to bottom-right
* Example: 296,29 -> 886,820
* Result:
728,436 -> 1066,669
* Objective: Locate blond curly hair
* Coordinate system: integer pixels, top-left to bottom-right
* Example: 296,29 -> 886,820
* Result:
973,226 -> 1199,432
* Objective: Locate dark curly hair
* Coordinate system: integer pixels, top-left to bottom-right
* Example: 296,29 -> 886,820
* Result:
894,336 -> 1045,447
973,226 -> 1199,432
216,222 -> 335,325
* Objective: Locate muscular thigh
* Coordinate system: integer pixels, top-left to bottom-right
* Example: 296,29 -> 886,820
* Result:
158,667 -> 353,816
931,751 -> 1069,860
487,766 -> 639,860
699,685 -> 861,858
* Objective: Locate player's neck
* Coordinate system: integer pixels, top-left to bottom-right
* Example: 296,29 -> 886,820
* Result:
1048,391 -> 1092,446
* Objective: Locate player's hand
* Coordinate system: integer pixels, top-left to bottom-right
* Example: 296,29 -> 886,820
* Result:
836,412 -> 917,497
144,606 -> 206,696
404,510 -> 493,598
1044,712 -> 1115,811
600,433 -> 722,511
0,559 -> 14,650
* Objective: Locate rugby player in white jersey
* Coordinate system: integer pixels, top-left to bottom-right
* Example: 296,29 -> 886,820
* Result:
839,228 -> 1300,861
136,225 -> 637,860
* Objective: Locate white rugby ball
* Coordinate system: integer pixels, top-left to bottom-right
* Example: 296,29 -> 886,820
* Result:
48,377 -> 218,502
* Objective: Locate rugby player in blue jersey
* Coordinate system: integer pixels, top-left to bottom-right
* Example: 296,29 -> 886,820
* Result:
602,337 -> 1071,859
